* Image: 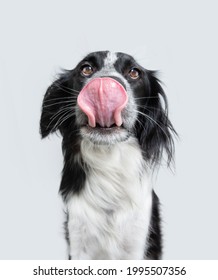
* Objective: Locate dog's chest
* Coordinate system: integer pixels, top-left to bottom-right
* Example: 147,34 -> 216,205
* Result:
67,138 -> 152,259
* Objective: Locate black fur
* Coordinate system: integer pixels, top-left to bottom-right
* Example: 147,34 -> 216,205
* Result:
40,51 -> 176,259
145,191 -> 162,259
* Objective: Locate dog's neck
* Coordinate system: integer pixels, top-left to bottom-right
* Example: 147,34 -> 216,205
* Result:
67,136 -> 153,259
79,136 -> 152,209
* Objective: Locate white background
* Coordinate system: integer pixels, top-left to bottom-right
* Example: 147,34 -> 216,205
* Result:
0,0 -> 217,259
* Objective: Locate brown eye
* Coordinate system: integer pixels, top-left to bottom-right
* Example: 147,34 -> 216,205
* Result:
129,68 -> 140,79
81,64 -> 94,76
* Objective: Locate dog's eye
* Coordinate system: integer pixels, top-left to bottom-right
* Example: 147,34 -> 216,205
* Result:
81,64 -> 94,77
129,68 -> 140,79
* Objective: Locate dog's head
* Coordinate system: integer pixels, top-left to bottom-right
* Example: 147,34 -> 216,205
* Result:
40,51 -> 176,164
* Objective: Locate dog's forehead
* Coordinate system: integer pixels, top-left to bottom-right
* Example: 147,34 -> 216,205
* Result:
103,52 -> 136,67
81,51 -> 136,67
103,52 -> 118,66
82,51 -> 118,67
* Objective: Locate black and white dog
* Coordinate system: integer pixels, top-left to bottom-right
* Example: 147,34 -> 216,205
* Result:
40,51 -> 176,259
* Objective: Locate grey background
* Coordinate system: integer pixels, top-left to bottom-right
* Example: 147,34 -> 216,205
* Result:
0,0 -> 217,259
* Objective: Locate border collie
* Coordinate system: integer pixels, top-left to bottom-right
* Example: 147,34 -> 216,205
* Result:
40,51 -> 176,259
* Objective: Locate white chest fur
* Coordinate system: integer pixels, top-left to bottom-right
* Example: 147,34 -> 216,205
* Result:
67,137 -> 152,259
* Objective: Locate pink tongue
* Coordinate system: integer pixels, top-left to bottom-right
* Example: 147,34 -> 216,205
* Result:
77,78 -> 128,128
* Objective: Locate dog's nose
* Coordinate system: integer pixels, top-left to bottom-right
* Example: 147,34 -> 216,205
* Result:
77,77 -> 128,128
101,76 -> 126,90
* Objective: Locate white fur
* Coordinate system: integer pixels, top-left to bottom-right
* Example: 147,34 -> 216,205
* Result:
104,51 -> 118,68
67,136 -> 152,259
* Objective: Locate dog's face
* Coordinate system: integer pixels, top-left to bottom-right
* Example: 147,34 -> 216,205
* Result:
40,51 -> 175,163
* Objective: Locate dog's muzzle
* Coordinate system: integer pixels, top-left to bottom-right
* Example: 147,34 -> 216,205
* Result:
77,77 -> 128,128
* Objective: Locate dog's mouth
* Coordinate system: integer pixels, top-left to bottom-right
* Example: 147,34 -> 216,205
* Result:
77,77 -> 130,144
83,123 -> 124,135
84,123 -> 126,135
94,123 -> 122,129
80,123 -> 129,145
77,77 -> 128,128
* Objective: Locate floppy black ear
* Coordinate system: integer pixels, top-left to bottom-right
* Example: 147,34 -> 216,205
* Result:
136,71 -> 177,165
40,72 -> 71,138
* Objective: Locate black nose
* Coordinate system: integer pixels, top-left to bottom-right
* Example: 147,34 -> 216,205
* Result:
100,76 -> 126,90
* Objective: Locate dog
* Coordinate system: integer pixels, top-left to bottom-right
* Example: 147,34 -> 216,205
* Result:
40,51 -> 176,259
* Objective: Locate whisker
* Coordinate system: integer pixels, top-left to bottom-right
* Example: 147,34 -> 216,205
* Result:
47,106 -> 74,129
59,84 -> 80,93
134,96 -> 159,100
49,106 -> 73,122
54,83 -> 80,95
136,104 -> 163,112
43,96 -> 77,103
57,112 -> 75,128
50,103 -> 77,120
43,100 -> 75,108
52,110 -> 75,131
135,116 -> 146,130
132,109 -> 171,143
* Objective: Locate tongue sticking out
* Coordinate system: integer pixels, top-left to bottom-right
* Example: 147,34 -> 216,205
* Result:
77,78 -> 128,128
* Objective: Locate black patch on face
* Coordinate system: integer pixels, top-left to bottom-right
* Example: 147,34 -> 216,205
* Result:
114,52 -> 151,99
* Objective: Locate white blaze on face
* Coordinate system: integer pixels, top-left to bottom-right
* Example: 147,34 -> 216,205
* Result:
104,52 -> 118,67
90,52 -> 119,79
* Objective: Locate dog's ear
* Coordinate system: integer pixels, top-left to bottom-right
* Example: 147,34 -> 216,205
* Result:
137,71 -> 177,165
40,72 -> 71,138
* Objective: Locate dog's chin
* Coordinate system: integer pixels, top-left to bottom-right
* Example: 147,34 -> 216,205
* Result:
80,125 -> 130,145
